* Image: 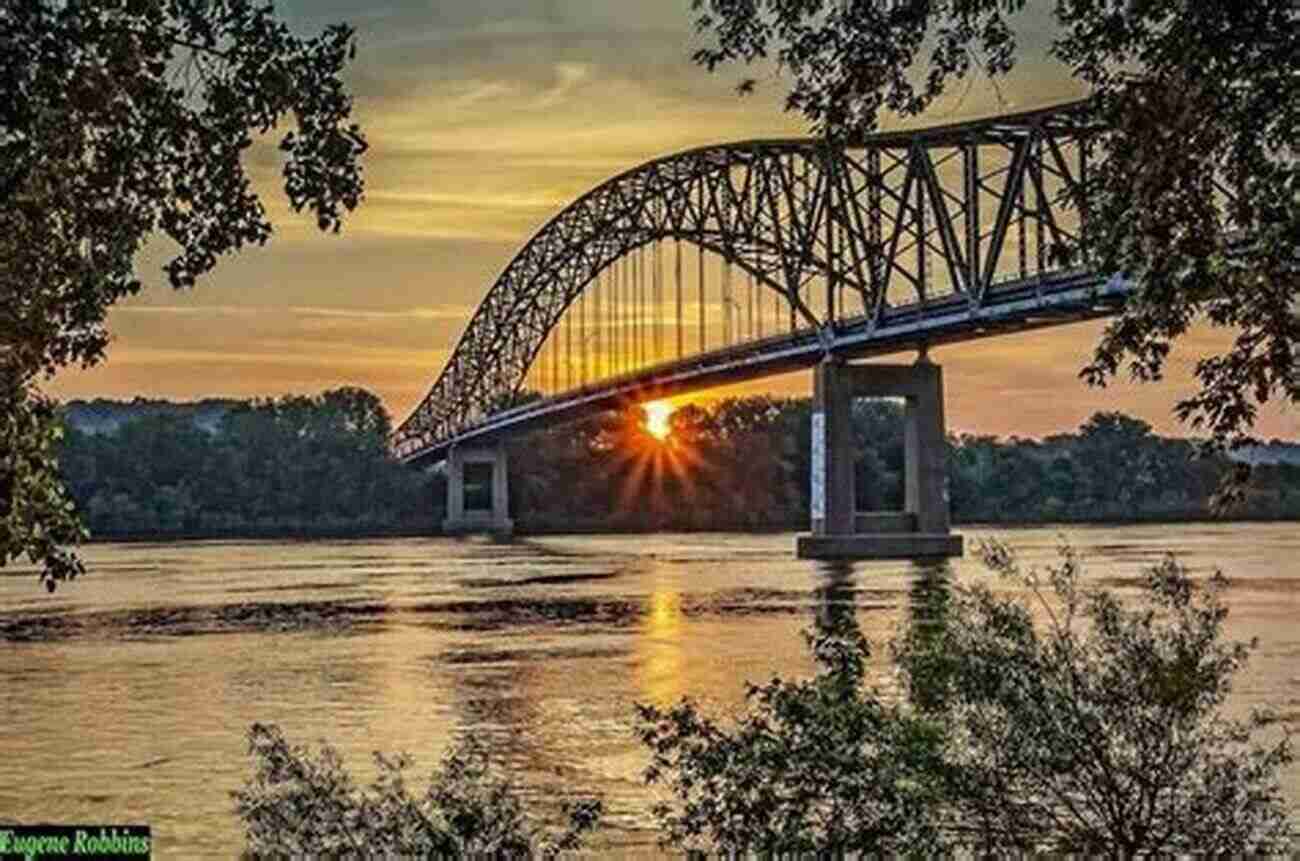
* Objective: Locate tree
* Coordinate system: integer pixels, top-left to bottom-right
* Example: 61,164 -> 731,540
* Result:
53,387 -> 435,537
636,584 -> 947,855
1076,411 -> 1159,508
688,0 -> 1298,450
638,541 -> 1295,853
0,384 -> 85,590
894,540 -> 1295,853
1,0 -> 367,588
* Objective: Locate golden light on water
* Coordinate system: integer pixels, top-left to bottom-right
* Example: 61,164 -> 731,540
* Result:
643,400 -> 673,441
638,582 -> 686,705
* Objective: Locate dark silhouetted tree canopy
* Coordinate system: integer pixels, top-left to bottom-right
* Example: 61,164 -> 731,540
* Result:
1,0 -> 367,589
690,0 -> 1298,450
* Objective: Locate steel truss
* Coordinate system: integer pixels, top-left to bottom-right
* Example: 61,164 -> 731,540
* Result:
395,100 -> 1102,462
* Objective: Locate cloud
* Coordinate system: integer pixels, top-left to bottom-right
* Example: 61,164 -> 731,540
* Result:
103,345 -> 433,365
114,304 -> 469,321
291,305 -> 467,321
113,305 -> 263,317
534,62 -> 592,110
443,79 -> 520,112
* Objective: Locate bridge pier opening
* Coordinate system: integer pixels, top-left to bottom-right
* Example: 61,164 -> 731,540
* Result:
798,354 -> 963,560
442,442 -> 514,539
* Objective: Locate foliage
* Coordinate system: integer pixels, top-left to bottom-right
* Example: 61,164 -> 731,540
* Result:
688,0 -> 1299,450
636,600 -> 946,855
507,396 -> 908,532
638,543 -> 1295,854
62,396 -> 240,435
56,394 -> 1297,539
506,397 -> 1296,531
57,388 -> 433,538
691,0 -> 1023,129
894,540 -> 1295,852
946,410 -> 1246,522
0,381 -> 86,591
1,0 -> 367,587
233,723 -> 602,858
2,0 -> 367,371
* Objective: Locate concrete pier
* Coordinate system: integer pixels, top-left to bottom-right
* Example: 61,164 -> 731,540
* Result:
797,355 -> 963,560
442,442 -> 514,538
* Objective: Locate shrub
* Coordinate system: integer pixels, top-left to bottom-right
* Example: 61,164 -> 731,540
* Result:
895,540 -> 1294,853
233,723 -> 602,858
635,608 -> 947,855
638,542 -> 1295,854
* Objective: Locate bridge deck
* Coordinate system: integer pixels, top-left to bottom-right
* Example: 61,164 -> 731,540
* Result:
400,270 -> 1129,466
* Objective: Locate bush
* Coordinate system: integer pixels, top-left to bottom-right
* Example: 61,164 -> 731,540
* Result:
637,542 -> 1295,855
636,605 -> 947,855
233,723 -> 602,858
895,540 -> 1294,853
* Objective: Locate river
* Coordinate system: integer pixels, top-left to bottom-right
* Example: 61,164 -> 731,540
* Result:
1,523 -> 1297,856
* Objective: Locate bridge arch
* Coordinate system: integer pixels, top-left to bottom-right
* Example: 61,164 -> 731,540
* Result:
398,100 -> 1096,458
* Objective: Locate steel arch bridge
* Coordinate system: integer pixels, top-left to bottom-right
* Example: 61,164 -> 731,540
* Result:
395,99 -> 1126,466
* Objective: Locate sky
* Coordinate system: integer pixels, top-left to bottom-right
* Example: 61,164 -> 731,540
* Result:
45,0 -> 1298,442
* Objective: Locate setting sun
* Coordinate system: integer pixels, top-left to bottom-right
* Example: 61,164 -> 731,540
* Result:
643,401 -> 674,441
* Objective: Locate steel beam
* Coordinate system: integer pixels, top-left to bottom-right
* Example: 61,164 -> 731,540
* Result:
394,100 -> 1112,460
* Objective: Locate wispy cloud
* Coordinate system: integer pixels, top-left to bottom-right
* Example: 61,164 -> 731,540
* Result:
113,305 -> 264,317
444,79 -> 519,112
115,304 -> 467,321
535,62 -> 592,111
102,345 -> 448,371
291,306 -> 467,321
366,190 -> 571,211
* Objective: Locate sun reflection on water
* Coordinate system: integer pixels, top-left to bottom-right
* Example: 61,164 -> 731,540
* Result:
636,581 -> 686,706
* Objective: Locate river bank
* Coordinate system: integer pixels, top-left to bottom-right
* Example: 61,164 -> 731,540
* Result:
74,511 -> 1300,545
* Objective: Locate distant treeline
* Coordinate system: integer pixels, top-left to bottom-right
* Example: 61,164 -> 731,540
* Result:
505,399 -> 1300,532
63,397 -> 240,436
57,390 -> 1300,540
59,388 -> 432,538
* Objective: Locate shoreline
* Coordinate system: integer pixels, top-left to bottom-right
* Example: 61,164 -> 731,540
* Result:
73,513 -> 1300,546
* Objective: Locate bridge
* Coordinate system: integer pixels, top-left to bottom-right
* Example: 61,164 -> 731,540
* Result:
394,99 -> 1131,557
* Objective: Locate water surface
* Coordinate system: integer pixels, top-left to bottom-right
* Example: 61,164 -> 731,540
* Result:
2,524 -> 1297,855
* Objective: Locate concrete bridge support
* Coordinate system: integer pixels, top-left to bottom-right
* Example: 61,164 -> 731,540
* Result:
442,442 -> 514,538
797,355 -> 963,560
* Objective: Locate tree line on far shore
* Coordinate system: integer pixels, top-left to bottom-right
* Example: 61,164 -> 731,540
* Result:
57,388 -> 431,538
57,388 -> 1300,540
505,397 -> 1300,531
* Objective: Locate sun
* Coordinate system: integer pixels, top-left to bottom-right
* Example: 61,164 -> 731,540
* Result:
643,400 -> 674,441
